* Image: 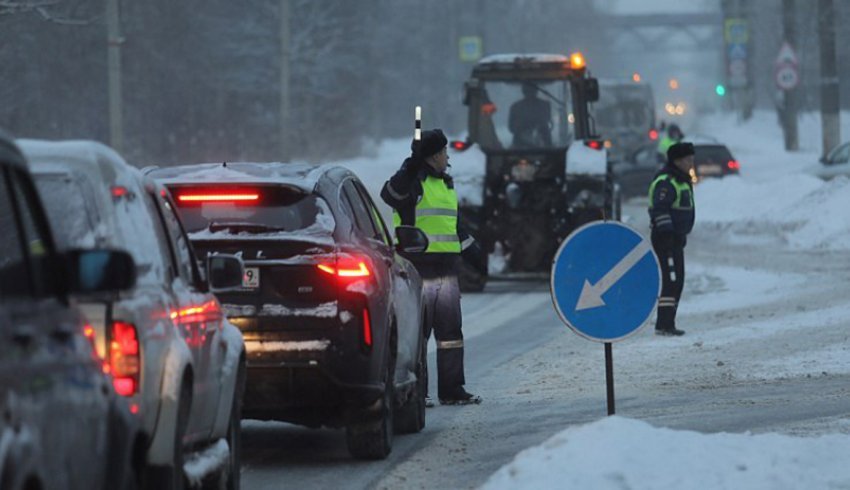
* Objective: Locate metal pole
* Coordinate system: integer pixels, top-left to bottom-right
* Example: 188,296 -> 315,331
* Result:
279,0 -> 291,162
604,342 -> 615,415
106,0 -> 123,153
781,0 -> 799,151
818,0 -> 840,157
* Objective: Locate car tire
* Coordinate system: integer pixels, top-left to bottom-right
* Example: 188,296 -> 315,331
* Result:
394,334 -> 426,434
346,352 -> 395,460
208,359 -> 245,490
458,256 -> 487,293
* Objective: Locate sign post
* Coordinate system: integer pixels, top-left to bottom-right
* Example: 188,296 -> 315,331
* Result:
550,222 -> 661,415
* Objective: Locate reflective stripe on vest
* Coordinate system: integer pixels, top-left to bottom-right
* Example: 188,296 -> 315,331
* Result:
392,175 -> 460,253
648,173 -> 693,209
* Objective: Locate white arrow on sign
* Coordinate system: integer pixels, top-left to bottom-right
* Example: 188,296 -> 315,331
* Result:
575,239 -> 652,311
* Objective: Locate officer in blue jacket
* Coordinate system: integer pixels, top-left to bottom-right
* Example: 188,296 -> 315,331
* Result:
648,142 -> 695,336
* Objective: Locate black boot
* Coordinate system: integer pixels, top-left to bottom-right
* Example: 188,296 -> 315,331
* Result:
439,388 -> 482,406
655,327 -> 685,336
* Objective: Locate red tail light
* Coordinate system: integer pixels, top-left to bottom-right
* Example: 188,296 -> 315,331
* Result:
584,139 -> 602,150
110,321 -> 140,397
362,308 -> 373,347
451,140 -> 469,151
317,254 -> 372,278
727,160 -> 740,171
649,129 -> 659,141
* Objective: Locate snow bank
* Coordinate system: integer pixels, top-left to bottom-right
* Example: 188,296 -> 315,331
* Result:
692,111 -> 850,251
483,417 -> 850,490
184,439 -> 229,487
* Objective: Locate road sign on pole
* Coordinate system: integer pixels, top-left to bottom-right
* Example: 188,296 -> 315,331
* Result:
550,221 -> 661,415
458,36 -> 482,62
774,42 -> 800,91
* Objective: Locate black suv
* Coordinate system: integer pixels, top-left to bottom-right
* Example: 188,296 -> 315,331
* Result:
0,136 -> 140,489
149,163 -> 427,460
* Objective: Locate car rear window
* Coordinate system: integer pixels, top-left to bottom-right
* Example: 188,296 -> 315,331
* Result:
33,174 -> 99,249
695,145 -> 734,165
169,184 -> 334,236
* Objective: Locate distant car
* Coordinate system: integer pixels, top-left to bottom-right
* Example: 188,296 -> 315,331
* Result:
693,143 -> 740,181
0,135 -> 139,490
810,140 -> 850,180
611,143 -> 664,198
147,162 -> 427,460
22,140 -> 246,489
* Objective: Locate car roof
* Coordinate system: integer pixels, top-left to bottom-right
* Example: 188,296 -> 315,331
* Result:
147,162 -> 346,192
18,139 -> 136,187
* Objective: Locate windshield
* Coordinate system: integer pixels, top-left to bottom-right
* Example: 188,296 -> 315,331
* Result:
475,79 -> 573,151
33,174 -> 100,249
595,85 -> 654,133
169,184 -> 335,236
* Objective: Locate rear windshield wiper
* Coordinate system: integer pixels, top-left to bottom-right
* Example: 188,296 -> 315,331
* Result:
208,221 -> 286,233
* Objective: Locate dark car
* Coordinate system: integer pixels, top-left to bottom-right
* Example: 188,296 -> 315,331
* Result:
611,143 -> 664,198
147,162 -> 427,460
693,143 -> 740,180
0,135 -> 140,489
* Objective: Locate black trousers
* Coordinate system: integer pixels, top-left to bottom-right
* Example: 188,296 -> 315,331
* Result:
652,234 -> 686,331
421,274 -> 465,399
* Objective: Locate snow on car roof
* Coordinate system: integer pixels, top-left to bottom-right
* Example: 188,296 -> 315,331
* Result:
478,53 -> 569,64
148,162 -> 328,191
17,139 -> 127,179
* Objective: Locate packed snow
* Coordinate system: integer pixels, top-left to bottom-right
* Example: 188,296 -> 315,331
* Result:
183,439 -> 230,487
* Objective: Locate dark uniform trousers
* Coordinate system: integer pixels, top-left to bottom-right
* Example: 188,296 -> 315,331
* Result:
652,233 -> 685,331
421,274 -> 465,399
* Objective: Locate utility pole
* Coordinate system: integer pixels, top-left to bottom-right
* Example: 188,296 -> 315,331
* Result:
106,0 -> 123,152
279,0 -> 291,162
781,0 -> 799,151
818,0 -> 840,157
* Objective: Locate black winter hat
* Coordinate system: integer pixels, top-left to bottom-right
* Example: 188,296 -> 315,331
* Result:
412,129 -> 448,159
667,142 -> 695,162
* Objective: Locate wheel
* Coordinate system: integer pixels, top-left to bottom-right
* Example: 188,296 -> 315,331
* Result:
207,359 -> 245,490
346,352 -> 395,460
458,256 -> 487,293
394,334 -> 426,434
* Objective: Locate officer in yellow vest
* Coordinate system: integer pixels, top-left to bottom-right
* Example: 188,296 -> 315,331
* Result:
648,142 -> 695,336
657,123 -> 684,155
381,129 -> 482,406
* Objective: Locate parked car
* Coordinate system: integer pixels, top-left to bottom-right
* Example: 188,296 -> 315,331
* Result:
809,140 -> 850,180
147,162 -> 427,460
20,140 -> 247,490
0,135 -> 140,489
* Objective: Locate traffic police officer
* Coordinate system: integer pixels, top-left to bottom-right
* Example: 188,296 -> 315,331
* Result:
648,142 -> 695,336
381,129 -> 482,405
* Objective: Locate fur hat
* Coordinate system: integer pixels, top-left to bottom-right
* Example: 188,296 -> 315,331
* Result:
412,129 -> 448,160
667,142 -> 695,162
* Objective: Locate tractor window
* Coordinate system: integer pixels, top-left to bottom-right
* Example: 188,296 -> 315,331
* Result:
477,79 -> 573,151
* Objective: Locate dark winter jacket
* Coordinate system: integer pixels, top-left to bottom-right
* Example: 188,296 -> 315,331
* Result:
648,164 -> 695,240
381,157 -> 480,278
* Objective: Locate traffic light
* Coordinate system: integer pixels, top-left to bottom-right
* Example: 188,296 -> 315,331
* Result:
715,84 -> 726,96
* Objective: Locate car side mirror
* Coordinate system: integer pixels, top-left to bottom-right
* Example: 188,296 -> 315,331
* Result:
207,254 -> 244,292
395,225 -> 429,254
65,249 -> 136,294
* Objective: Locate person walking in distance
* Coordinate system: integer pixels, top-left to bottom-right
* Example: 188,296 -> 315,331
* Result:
381,128 -> 483,406
648,142 -> 695,336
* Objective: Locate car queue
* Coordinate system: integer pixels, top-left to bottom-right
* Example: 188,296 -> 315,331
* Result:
0,135 -> 430,489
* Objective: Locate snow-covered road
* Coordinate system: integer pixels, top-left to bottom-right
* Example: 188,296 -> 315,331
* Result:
238,110 -> 850,489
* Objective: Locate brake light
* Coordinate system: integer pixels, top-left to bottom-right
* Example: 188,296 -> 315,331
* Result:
362,308 -> 373,347
727,160 -> 740,171
110,321 -> 140,397
584,139 -> 602,150
649,129 -> 659,141
451,141 -> 469,151
317,255 -> 372,278
481,103 -> 497,116
111,186 -> 129,198
177,193 -> 259,203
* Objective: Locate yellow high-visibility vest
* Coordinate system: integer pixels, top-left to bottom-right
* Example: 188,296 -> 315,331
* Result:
393,175 -> 460,253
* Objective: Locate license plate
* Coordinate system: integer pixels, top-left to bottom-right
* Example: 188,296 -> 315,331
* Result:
699,164 -> 722,175
242,267 -> 260,289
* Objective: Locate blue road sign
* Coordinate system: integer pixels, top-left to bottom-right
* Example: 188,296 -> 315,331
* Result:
550,221 -> 660,342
